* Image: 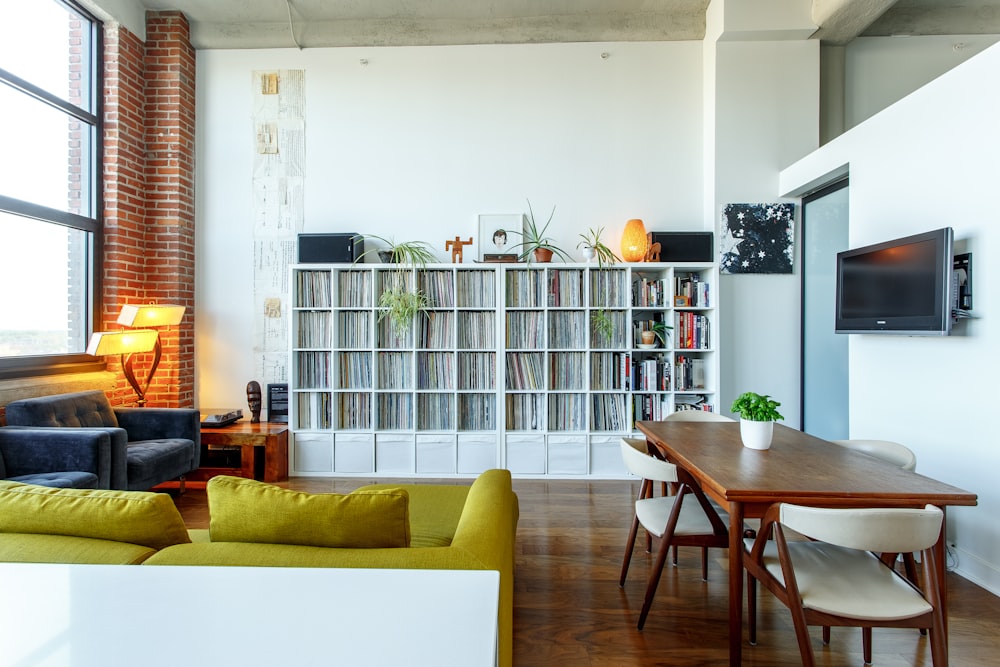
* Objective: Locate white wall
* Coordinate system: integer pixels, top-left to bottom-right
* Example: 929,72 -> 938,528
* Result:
780,42 -> 1000,594
195,41 -> 705,408
845,34 -> 999,130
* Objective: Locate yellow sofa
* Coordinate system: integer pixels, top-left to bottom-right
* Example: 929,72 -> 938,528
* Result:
0,469 -> 519,667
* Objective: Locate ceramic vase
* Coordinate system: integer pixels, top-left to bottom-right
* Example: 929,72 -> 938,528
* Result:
533,248 -> 554,263
740,418 -> 774,450
581,244 -> 596,262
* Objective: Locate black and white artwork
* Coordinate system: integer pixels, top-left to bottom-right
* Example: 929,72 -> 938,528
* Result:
720,203 -> 795,274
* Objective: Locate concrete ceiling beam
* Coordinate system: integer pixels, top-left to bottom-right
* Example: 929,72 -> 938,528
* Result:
811,0 -> 900,44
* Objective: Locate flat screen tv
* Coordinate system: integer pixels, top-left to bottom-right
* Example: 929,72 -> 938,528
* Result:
835,227 -> 954,335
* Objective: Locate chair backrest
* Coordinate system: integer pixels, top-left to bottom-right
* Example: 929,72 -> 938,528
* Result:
4,390 -> 119,429
830,439 -> 916,471
620,438 -> 679,483
665,410 -> 735,422
778,503 -> 943,554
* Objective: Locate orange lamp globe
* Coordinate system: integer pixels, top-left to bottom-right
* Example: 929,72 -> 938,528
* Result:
620,218 -> 648,262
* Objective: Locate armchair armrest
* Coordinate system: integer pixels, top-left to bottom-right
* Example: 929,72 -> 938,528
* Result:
0,428 -> 114,489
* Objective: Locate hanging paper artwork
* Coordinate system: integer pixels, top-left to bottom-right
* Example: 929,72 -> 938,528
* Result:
719,203 -> 795,274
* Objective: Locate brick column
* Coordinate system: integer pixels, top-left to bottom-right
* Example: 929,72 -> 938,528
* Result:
100,11 -> 195,408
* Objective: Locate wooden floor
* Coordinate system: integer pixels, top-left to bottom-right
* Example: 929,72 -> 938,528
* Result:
173,477 -> 1000,666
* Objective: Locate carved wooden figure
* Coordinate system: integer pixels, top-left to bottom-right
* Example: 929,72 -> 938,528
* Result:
246,380 -> 262,423
446,236 -> 473,263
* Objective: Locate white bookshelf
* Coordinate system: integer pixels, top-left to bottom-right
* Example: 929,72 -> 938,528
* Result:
289,262 -> 718,478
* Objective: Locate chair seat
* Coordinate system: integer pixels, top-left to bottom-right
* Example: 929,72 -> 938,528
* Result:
8,471 -> 99,489
126,439 -> 197,491
745,537 -> 932,621
637,496 -> 726,538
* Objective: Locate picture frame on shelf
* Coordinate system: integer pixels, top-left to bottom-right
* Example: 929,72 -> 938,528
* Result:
477,213 -> 524,263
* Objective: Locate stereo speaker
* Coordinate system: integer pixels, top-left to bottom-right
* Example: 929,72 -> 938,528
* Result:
297,233 -> 364,263
649,232 -> 714,263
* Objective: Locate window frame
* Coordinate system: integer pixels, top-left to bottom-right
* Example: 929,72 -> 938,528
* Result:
0,0 -> 104,380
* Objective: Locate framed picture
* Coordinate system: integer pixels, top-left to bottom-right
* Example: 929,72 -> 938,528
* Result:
477,214 -> 525,262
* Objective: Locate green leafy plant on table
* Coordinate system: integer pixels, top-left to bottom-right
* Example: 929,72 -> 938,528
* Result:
730,392 -> 784,422
357,235 -> 435,338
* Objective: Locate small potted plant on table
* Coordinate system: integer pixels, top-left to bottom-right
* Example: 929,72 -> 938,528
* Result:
730,391 -> 784,450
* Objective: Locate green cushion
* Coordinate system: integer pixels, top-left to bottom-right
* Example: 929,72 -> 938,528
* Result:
0,480 -> 191,551
0,533 -> 157,565
207,475 -> 411,548
355,482 -> 470,548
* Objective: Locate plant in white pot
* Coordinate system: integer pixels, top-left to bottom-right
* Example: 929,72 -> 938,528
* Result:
730,392 -> 784,450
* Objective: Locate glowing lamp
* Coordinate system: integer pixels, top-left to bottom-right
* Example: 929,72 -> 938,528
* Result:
620,219 -> 648,262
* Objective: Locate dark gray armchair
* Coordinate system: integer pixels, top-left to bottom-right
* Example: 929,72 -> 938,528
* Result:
0,427 -> 111,488
4,390 -> 200,491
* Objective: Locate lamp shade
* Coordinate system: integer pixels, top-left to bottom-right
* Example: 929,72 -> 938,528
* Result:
620,219 -> 648,262
117,304 -> 186,328
86,330 -> 159,357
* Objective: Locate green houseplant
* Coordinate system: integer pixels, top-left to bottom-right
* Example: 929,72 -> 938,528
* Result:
639,320 -> 673,347
357,235 -> 435,338
577,227 -> 620,343
510,200 -> 571,263
730,391 -> 784,450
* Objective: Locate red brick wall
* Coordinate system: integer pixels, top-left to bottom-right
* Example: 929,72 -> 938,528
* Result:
101,11 -> 195,408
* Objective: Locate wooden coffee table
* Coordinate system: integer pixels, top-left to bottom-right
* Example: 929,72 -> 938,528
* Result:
197,420 -> 289,483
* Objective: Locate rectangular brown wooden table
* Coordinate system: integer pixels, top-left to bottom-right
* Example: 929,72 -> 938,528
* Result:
197,420 -> 289,483
636,420 -> 977,666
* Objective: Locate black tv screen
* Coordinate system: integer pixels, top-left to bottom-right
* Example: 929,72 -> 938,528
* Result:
835,227 -> 953,335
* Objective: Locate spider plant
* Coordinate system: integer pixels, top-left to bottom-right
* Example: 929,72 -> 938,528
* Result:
356,235 -> 436,338
579,227 -> 621,342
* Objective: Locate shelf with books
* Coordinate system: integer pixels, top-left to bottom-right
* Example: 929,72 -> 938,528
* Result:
289,261 -> 718,479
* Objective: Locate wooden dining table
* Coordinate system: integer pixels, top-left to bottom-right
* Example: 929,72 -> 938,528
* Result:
636,419 -> 978,666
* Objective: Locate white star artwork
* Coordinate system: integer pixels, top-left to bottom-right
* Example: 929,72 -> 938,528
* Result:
719,203 -> 795,274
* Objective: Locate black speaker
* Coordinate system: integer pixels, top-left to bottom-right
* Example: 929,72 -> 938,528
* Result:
267,383 -> 288,423
297,233 -> 364,263
650,232 -> 714,262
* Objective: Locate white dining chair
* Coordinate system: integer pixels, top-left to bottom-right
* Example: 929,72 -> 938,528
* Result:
744,502 -> 946,666
618,438 -> 729,630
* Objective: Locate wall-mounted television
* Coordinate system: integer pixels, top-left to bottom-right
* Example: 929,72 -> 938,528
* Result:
835,227 -> 954,335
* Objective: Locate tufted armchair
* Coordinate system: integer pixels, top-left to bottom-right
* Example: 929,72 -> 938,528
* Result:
4,390 -> 200,491
0,427 -> 112,488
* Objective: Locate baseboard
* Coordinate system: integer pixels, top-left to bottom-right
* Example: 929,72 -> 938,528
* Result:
950,545 -> 1000,598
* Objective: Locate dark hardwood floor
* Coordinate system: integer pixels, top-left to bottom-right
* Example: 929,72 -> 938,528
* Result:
173,477 -> 1000,666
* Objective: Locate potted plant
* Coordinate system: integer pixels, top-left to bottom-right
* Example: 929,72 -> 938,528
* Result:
356,235 -> 435,338
576,227 -> 621,342
730,391 -> 784,450
510,200 -> 571,263
639,320 -> 673,347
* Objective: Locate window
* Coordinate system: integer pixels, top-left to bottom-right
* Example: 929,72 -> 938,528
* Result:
0,0 -> 102,378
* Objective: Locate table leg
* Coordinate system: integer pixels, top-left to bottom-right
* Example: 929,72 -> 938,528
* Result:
729,501 -> 744,666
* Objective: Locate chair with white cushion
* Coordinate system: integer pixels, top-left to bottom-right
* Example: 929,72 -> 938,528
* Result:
744,503 -> 946,667
618,438 -> 729,630
830,438 -> 917,472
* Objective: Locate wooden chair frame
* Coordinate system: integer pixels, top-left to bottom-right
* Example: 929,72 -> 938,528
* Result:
743,503 -> 947,667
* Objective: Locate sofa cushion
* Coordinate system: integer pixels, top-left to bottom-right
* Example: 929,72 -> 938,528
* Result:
125,438 -> 197,490
207,475 -> 411,548
8,471 -> 99,489
0,480 -> 191,550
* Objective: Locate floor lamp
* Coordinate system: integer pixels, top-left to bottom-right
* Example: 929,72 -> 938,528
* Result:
87,303 -> 187,407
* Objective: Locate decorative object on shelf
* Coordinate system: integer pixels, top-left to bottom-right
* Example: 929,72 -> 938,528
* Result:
644,232 -> 661,262
578,227 -> 622,342
87,303 -> 187,407
720,203 -> 795,274
445,236 -> 473,263
510,200 -> 570,264
247,380 -> 262,423
730,391 -> 784,450
477,213 -> 523,262
639,320 -> 672,347
580,244 -> 596,262
620,218 -> 648,262
357,235 -> 435,337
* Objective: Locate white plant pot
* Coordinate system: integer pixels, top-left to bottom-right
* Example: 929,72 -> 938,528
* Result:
581,244 -> 596,262
740,419 -> 774,450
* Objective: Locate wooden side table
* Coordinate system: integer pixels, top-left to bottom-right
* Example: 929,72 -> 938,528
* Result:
197,421 -> 289,483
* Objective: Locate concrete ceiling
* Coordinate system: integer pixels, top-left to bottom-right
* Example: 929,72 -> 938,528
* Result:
128,0 -> 1000,49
